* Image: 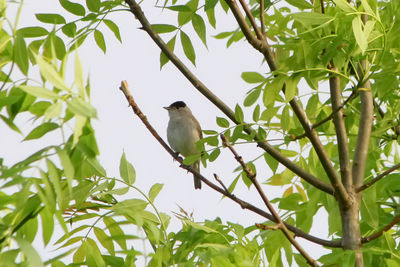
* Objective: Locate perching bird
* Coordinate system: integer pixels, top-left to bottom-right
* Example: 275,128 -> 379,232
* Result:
164,101 -> 203,189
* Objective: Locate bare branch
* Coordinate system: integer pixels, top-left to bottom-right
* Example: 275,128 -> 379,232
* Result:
213,173 -> 229,192
220,134 -> 318,267
362,213 -> 400,243
119,80 -> 341,248
124,0 -> 334,194
329,67 -> 352,189
356,163 -> 400,192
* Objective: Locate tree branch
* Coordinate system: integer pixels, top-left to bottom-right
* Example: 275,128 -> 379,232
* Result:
119,80 -> 341,248
225,0 -> 348,202
123,0 -> 334,195
356,163 -> 400,192
238,0 -> 264,41
294,90 -> 356,141
260,0 -> 265,38
362,213 -> 400,243
352,19 -> 374,189
220,134 -> 318,266
329,67 -> 352,189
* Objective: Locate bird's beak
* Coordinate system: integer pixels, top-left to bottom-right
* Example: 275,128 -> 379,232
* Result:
163,106 -> 170,110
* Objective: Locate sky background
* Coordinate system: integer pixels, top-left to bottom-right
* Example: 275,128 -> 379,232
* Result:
2,0 -> 329,264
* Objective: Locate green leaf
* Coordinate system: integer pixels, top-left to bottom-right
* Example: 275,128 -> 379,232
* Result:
192,14 -> 207,46
58,149 -> 74,193
264,153 -> 278,173
44,101 -> 62,121
0,114 -> 21,133
166,5 -> 192,11
15,34 -> 28,75
180,31 -> 196,65
75,52 -> 85,98
29,101 -> 51,116
18,27 -> 48,37
286,0 -> 313,9
241,72 -> 265,83
352,16 -> 367,53
16,237 -> 44,267
67,98 -> 97,118
151,24 -> 177,34
103,217 -> 126,250
59,0 -> 85,16
94,30 -> 106,53
285,76 -> 299,102
25,122 -> 59,140
19,86 -> 59,100
73,115 -> 85,146
40,207 -> 54,246
244,87 -> 261,106
292,12 -> 333,25
234,104 -> 244,123
94,227 -> 114,255
35,56 -> 71,92
213,31 -> 233,39
47,159 -> 63,209
332,0 -> 357,12
119,152 -> 136,185
205,0 -> 218,10
206,8 -> 216,28
86,0 -> 100,12
182,154 -> 201,165
209,148 -> 220,162
253,104 -> 260,122
216,117 -> 229,128
62,23 -> 77,37
149,183 -> 163,202
160,35 -> 176,68
35,13 -> 66,24
263,76 -> 285,107
104,19 -> 122,42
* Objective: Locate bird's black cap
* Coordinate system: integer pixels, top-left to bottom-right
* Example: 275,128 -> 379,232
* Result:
169,101 -> 186,108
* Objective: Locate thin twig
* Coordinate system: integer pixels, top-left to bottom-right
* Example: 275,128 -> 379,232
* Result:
294,90 -> 356,140
260,0 -> 265,38
124,0 -> 334,195
356,163 -> 400,192
119,80 -> 341,248
220,134 -> 318,267
362,213 -> 400,243
256,223 -> 281,230
214,173 -> 229,192
238,0 -> 264,40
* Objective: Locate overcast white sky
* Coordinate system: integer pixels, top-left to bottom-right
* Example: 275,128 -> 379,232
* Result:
2,0 -> 329,264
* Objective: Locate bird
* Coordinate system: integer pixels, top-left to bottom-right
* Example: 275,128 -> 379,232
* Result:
164,101 -> 203,189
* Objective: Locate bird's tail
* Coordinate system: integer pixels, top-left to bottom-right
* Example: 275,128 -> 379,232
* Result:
193,160 -> 201,190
